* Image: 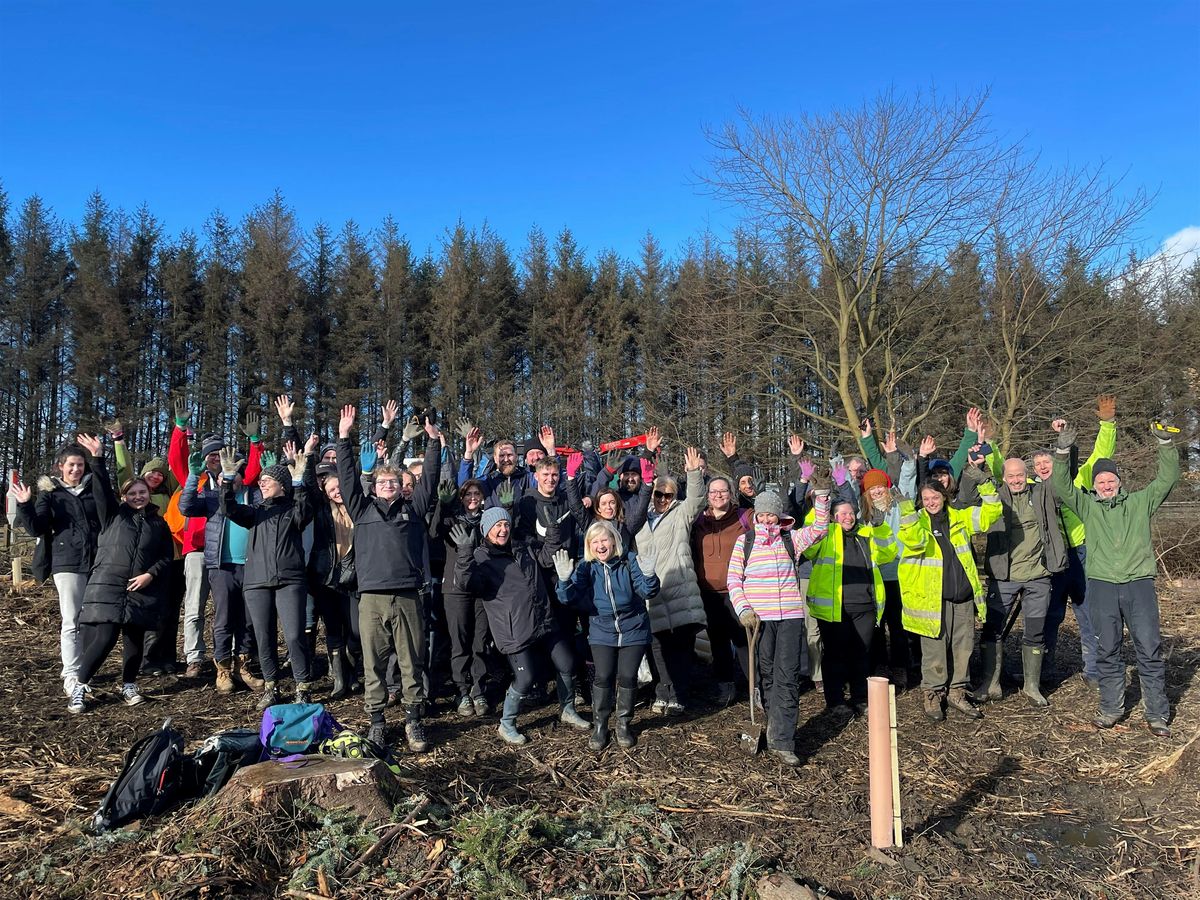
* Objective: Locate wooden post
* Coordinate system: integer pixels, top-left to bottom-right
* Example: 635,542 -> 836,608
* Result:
889,683 -> 903,847
11,557 -> 24,589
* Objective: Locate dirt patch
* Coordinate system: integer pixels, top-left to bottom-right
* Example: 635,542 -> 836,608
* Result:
0,553 -> 1196,898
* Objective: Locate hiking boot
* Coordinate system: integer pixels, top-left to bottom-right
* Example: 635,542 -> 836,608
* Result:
405,718 -> 430,753
295,682 -> 315,705
615,686 -> 637,748
923,692 -> 945,722
456,695 -> 474,718
947,688 -> 982,720
498,687 -> 527,745
214,658 -> 235,694
367,721 -> 387,747
121,683 -> 145,707
327,651 -> 348,700
716,681 -> 736,706
650,699 -> 668,715
185,661 -> 204,679
472,696 -> 489,717
971,641 -> 1002,703
256,681 -> 281,711
67,682 -> 91,715
1082,674 -> 1100,692
769,748 -> 801,767
233,655 -> 265,691
1093,710 -> 1123,729
1021,645 -> 1049,708
1147,720 -> 1171,738
556,674 -> 590,731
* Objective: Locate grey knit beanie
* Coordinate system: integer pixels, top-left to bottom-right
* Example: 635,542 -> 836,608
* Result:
753,490 -> 784,519
480,506 -> 511,536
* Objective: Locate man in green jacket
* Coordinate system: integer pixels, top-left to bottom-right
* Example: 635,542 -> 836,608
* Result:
1050,420 -> 1180,737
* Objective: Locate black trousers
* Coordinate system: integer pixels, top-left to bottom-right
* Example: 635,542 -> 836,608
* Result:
245,583 -> 310,683
79,622 -> 147,685
651,625 -> 699,705
757,618 -> 804,750
310,583 -> 352,652
507,633 -> 574,696
818,607 -> 876,707
701,588 -> 750,684
444,591 -> 491,699
591,643 -> 645,692
870,579 -> 910,672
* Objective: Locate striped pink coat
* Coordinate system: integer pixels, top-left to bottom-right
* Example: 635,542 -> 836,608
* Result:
727,494 -> 830,621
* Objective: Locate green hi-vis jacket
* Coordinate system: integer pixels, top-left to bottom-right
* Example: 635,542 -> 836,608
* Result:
804,523 -> 898,625
897,484 -> 1003,639
1050,441 -> 1179,585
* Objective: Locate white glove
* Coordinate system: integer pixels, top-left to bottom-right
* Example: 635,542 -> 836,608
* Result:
637,550 -> 657,579
552,548 -> 574,582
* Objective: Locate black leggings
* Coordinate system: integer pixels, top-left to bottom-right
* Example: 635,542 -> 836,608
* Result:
506,633 -> 574,696
591,643 -> 645,691
244,583 -> 310,683
310,583 -> 352,652
78,622 -> 147,685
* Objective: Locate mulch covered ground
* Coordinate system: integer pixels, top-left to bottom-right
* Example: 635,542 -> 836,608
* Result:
0,552 -> 1196,899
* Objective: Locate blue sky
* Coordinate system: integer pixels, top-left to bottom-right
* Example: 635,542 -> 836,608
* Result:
1,1 -> 1197,264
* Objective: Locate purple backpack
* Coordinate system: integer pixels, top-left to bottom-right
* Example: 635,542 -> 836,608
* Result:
259,703 -> 342,759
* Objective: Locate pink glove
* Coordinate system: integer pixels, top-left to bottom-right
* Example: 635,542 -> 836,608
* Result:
640,457 -> 656,484
798,459 -> 815,481
832,463 -> 849,486
566,452 -> 583,479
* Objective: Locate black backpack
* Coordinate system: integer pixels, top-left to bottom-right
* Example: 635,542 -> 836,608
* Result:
185,728 -> 263,798
93,719 -> 185,832
742,528 -> 800,569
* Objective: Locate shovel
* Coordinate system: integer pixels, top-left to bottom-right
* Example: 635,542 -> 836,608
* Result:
738,620 -> 766,756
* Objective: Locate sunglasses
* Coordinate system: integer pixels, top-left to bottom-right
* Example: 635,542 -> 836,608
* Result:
653,491 -> 676,500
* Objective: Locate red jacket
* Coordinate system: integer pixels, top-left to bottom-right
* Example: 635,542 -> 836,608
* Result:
167,426 -> 262,554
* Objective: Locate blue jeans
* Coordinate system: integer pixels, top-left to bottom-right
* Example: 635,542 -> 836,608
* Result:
1087,578 -> 1168,723
1045,545 -> 1098,679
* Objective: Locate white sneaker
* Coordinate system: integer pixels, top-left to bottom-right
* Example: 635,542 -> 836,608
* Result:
63,675 -> 78,698
121,683 -> 145,707
67,683 -> 91,714
651,699 -> 668,714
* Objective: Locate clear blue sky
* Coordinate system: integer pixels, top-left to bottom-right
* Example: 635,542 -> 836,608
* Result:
1,1 -> 1197,263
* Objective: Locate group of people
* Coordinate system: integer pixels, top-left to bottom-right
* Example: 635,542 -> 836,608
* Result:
12,393 -> 1182,765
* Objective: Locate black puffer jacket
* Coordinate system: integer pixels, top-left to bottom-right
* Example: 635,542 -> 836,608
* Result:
78,456 -> 174,628
220,457 -> 316,590
437,506 -> 483,600
16,473 -> 102,580
454,526 -> 562,655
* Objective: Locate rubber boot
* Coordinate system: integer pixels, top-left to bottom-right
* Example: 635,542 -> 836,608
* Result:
615,686 -> 637,748
234,654 -> 265,692
328,650 -> 348,700
1021,644 -> 1049,708
255,681 -> 280,711
971,641 -> 1002,703
588,682 -> 613,752
556,674 -> 590,731
214,658 -> 235,694
498,686 -> 527,745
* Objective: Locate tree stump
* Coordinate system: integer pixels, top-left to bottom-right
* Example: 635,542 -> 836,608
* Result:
217,756 -> 402,823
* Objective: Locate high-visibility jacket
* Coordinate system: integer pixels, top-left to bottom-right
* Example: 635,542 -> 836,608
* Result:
805,523 -> 898,624
897,486 -> 1002,638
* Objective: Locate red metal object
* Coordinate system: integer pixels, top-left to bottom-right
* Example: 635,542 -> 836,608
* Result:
599,434 -> 648,453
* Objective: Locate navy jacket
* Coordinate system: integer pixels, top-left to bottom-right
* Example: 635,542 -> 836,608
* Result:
556,552 -> 658,648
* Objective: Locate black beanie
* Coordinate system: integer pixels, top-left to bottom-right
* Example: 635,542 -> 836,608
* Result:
261,463 -> 292,490
1091,458 -> 1119,484
200,433 -> 225,456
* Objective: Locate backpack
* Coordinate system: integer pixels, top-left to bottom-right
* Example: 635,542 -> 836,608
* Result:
93,718 -> 186,832
742,527 -> 799,570
319,730 -> 403,777
259,703 -> 342,759
186,728 -> 263,797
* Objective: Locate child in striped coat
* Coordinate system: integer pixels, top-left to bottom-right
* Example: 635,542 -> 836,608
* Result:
727,487 -> 831,765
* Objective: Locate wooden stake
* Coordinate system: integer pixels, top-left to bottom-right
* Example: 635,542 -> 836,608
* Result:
889,683 -> 903,847
11,557 -> 24,589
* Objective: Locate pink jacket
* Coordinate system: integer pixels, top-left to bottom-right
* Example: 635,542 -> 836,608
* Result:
727,494 -> 830,621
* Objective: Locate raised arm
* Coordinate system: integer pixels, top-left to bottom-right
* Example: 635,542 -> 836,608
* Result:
858,420 -> 887,472
335,405 -> 371,521
948,407 -> 981,479
1077,397 -> 1118,489
679,449 -> 707,520
1141,425 -> 1181,512
80,436 -> 118,529
409,419 -> 444,521
791,489 -> 831,552
167,398 -> 192,485
218,448 -> 258,529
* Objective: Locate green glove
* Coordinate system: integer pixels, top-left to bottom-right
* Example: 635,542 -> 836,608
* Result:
188,450 -> 204,476
174,397 -> 191,429
261,450 -> 278,468
496,482 -> 514,509
437,481 -> 457,505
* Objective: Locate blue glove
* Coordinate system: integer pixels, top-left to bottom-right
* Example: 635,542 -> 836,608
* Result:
360,443 -> 378,475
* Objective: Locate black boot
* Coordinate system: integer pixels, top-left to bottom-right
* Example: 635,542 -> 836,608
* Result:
328,649 -> 348,700
615,686 -> 637,748
588,681 -> 613,751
